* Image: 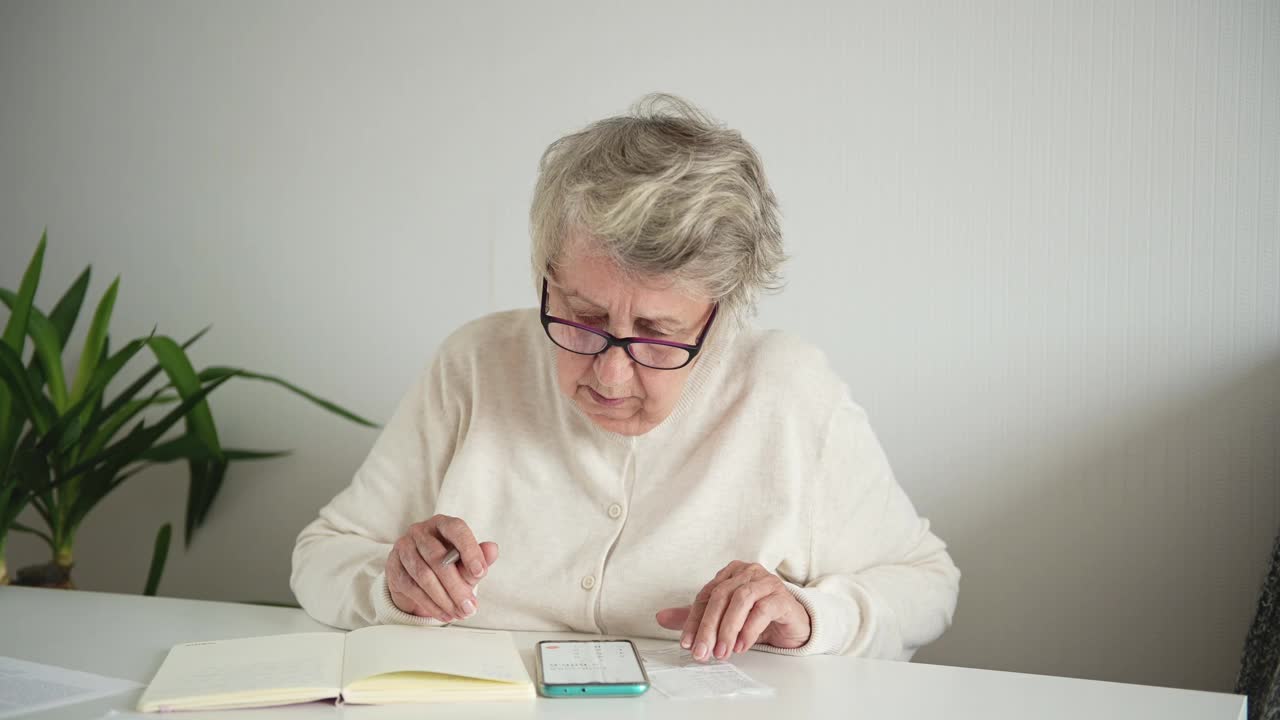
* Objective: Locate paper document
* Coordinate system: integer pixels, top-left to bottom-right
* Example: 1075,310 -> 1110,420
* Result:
0,656 -> 142,719
639,646 -> 773,700
641,645 -> 728,670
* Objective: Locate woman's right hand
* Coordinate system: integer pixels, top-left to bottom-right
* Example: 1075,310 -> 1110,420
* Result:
385,514 -> 499,622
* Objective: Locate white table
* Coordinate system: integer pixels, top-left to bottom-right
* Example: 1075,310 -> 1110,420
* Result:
1,586 -> 1246,719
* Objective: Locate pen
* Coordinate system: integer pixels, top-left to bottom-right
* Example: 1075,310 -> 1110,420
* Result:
442,547 -> 488,576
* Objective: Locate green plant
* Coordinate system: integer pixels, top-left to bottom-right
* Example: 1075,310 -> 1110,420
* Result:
0,232 -> 376,592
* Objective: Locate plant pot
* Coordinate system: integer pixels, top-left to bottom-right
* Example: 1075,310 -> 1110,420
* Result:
13,561 -> 75,589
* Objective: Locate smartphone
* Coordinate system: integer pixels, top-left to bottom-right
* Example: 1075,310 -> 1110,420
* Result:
535,639 -> 650,697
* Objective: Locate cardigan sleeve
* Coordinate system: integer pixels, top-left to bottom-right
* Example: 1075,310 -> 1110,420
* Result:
289,352 -> 463,629
760,403 -> 961,659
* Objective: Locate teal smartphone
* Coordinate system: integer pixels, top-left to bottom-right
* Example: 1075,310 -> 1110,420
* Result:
535,639 -> 650,698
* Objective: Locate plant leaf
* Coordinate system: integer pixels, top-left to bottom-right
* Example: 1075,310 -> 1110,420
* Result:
64,372 -> 229,534
0,341 -> 54,434
46,266 -> 91,347
79,390 -> 177,460
65,464 -> 119,533
11,428 -> 56,528
185,457 -> 228,546
11,437 -> 57,530
1,231 -> 44,353
8,521 -> 54,549
184,459 -> 208,546
35,336 -> 150,457
89,333 -> 108,417
54,414 -> 83,455
94,326 -> 209,433
62,374 -> 232,481
149,336 -> 221,460
143,523 -> 171,596
0,484 -> 14,531
142,434 -> 289,463
0,232 -> 46,478
199,367 -> 377,428
0,291 -> 67,411
15,448 -> 50,495
68,276 -> 118,404
0,475 -> 31,534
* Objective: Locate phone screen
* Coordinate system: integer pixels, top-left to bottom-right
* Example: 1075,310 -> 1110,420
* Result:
538,640 -> 646,685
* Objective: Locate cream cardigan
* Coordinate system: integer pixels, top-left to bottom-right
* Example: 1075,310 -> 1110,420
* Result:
290,309 -> 959,659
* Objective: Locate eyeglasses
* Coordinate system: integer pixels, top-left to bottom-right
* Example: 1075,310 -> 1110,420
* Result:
540,278 -> 718,370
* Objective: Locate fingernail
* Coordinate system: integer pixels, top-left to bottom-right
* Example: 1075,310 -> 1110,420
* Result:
734,640 -> 744,654
462,599 -> 476,616
714,642 -> 727,659
470,563 -> 484,577
680,635 -> 692,649
694,642 -> 708,660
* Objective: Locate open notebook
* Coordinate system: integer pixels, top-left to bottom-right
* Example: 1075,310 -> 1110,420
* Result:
137,625 -> 534,711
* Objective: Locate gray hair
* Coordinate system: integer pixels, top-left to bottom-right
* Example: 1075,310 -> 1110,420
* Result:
529,93 -> 785,325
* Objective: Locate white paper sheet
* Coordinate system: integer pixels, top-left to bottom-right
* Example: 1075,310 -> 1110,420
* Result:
639,647 -> 773,700
641,645 -> 728,670
0,656 -> 142,719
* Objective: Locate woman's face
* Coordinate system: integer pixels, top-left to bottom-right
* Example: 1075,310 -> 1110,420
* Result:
546,242 -> 716,436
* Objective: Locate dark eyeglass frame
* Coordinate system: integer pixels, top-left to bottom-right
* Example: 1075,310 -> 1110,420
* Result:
540,278 -> 719,371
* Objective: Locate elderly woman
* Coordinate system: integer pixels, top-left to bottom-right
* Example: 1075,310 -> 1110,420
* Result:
291,94 -> 959,661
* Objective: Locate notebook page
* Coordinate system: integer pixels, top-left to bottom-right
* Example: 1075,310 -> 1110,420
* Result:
137,633 -> 344,710
341,626 -> 530,687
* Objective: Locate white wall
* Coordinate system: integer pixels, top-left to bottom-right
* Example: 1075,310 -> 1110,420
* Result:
2,0 -> 1277,693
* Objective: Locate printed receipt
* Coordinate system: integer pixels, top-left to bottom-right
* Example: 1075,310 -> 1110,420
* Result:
640,646 -> 773,700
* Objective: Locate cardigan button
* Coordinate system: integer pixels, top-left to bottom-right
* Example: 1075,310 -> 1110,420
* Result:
581,575 -> 596,590
607,503 -> 623,519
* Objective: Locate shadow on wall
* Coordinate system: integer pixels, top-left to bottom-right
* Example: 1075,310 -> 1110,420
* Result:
915,353 -> 1280,693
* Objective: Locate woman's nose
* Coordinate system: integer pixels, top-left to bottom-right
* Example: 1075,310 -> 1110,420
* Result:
593,345 -> 635,387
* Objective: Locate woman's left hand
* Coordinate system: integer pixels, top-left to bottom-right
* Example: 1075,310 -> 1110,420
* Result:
655,561 -> 811,661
